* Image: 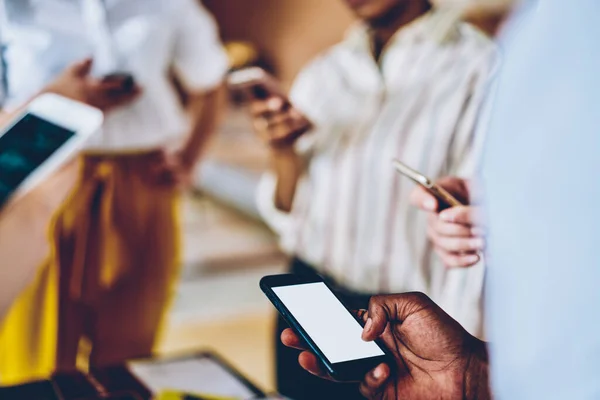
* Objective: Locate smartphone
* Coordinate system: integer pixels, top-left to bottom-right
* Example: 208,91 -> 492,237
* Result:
227,67 -> 287,100
102,72 -> 136,93
392,159 -> 463,211
0,93 -> 103,207
260,274 -> 390,381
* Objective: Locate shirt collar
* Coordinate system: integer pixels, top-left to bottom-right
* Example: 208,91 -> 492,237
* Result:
343,10 -> 461,54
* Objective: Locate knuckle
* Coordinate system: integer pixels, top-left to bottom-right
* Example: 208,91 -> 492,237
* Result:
404,291 -> 431,305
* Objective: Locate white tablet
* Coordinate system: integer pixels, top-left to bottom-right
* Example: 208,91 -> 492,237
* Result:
0,93 -> 103,207
128,352 -> 265,399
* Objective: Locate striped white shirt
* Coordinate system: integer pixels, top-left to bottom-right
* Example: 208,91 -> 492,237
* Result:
257,13 -> 497,335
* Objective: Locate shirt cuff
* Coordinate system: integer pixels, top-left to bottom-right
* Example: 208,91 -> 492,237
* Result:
255,172 -> 295,236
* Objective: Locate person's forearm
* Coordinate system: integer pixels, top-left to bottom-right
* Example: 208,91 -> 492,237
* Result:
0,161 -> 79,319
0,196 -> 54,319
0,96 -> 34,125
0,83 -> 82,126
465,339 -> 492,400
271,147 -> 304,212
180,84 -> 227,166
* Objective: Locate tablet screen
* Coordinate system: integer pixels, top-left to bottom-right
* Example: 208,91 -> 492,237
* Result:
128,355 -> 261,399
0,113 -> 74,206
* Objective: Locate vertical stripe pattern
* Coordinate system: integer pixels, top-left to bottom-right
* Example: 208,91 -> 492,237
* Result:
258,13 -> 496,335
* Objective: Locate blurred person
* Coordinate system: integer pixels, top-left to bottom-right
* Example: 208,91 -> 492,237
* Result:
0,58 -> 128,320
249,0 -> 495,398
283,1 -> 600,399
0,0 -> 228,385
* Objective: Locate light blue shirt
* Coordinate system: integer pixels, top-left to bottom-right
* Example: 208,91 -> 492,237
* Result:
483,1 -> 600,398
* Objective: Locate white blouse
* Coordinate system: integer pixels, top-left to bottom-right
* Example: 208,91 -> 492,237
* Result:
2,0 -> 228,151
257,13 -> 497,335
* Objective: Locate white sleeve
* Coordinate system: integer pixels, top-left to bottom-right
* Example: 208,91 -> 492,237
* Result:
170,0 -> 229,92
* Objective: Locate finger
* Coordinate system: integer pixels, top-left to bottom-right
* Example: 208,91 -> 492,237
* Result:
409,185 -> 438,212
432,233 -> 485,253
298,351 -> 334,381
268,121 -> 303,143
270,112 -> 309,143
71,58 -> 93,77
363,296 -> 391,341
105,90 -> 142,108
364,293 -> 434,341
359,363 -> 390,399
429,217 -> 474,238
439,206 -> 478,225
264,113 -> 296,129
281,328 -> 308,351
97,80 -> 131,92
353,309 -> 369,323
436,248 -> 481,268
249,96 -> 285,117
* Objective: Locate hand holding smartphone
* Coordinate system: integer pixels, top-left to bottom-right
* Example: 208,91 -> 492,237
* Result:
261,274 -> 390,381
228,67 -> 312,148
392,159 -> 463,211
0,93 -> 103,208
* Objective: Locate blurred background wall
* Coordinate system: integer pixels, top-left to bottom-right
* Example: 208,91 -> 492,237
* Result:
204,0 -> 354,87
203,0 -> 513,86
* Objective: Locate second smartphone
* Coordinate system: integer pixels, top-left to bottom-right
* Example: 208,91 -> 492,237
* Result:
260,274 -> 390,381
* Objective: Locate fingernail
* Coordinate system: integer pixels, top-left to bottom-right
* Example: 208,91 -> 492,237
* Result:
424,198 -> 436,211
373,364 -> 385,380
465,254 -> 480,264
268,97 -> 283,109
364,318 -> 373,333
470,238 -> 485,249
440,212 -> 454,222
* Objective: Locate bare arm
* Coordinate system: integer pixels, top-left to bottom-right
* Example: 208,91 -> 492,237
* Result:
250,96 -> 312,212
179,83 -> 227,169
270,146 -> 305,212
0,161 -> 79,319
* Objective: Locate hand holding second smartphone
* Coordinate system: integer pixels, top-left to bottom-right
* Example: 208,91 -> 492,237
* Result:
45,59 -> 141,113
261,274 -> 390,381
228,68 -> 312,148
408,174 -> 486,268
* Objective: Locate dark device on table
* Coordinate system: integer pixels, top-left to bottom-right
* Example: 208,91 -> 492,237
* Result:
392,159 -> 463,211
102,72 -> 136,93
260,274 -> 390,381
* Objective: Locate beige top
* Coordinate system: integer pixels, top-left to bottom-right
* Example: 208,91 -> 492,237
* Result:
257,13 -> 497,336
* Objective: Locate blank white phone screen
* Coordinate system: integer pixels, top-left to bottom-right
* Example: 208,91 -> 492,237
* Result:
273,282 -> 385,364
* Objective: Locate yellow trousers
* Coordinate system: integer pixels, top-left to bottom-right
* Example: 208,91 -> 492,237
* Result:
0,151 -> 181,385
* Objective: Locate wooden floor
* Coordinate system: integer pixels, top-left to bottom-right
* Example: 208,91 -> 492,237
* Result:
159,310 -> 277,392
157,195 -> 285,393
160,106 -> 284,393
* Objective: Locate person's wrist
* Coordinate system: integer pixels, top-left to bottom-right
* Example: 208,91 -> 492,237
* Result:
41,83 -> 83,104
179,147 -> 199,171
464,338 -> 491,400
269,142 -> 297,157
